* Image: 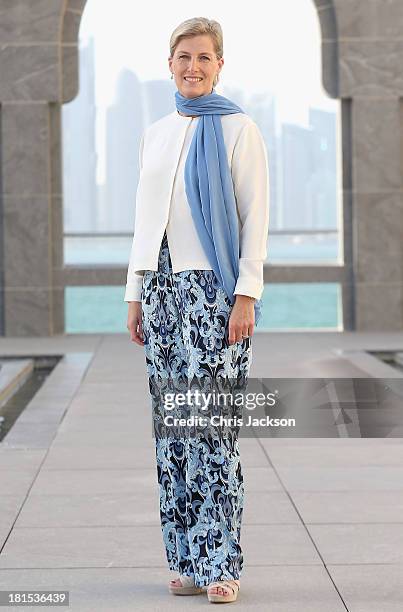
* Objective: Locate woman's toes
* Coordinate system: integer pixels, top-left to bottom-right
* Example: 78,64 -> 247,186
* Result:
212,586 -> 226,595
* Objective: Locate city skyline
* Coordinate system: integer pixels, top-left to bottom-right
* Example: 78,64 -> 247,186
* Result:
78,0 -> 338,127
61,1 -> 341,257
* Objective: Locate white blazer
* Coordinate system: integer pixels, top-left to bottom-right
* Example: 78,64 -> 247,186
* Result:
124,110 -> 270,302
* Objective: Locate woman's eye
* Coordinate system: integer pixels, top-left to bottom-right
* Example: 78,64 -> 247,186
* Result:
179,55 -> 210,60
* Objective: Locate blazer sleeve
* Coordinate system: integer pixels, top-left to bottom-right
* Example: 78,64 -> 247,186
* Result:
231,119 -> 270,301
124,133 -> 146,303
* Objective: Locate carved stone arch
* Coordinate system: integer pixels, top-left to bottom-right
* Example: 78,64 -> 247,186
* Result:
2,0 -> 401,335
61,1 -> 340,101
311,0 -> 339,97
60,0 -> 88,102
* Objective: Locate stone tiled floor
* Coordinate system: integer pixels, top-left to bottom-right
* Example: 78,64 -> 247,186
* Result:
0,332 -> 402,611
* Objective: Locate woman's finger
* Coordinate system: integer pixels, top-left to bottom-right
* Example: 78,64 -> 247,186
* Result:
137,320 -> 144,343
127,316 -> 143,345
228,319 -> 241,345
131,327 -> 144,346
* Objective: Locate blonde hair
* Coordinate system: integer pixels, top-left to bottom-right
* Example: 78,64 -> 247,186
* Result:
169,17 -> 223,87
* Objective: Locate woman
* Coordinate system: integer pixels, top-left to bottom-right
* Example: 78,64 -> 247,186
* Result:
125,17 -> 269,604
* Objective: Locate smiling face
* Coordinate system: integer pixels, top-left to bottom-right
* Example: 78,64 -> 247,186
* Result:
169,34 -> 224,98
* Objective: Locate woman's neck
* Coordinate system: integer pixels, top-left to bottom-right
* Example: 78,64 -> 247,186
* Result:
177,111 -> 197,118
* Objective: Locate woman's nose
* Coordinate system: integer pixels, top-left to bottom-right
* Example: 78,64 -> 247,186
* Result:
188,58 -> 199,71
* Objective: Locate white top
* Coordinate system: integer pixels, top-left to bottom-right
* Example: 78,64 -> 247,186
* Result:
124,109 -> 270,302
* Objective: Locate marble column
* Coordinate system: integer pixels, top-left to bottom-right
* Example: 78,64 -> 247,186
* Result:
0,0 -> 85,335
315,0 -> 403,329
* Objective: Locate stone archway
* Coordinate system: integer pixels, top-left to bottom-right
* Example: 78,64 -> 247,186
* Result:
312,0 -> 339,97
1,0 -> 402,335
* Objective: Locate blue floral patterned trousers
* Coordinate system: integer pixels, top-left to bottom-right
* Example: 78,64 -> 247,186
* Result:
140,230 -> 252,587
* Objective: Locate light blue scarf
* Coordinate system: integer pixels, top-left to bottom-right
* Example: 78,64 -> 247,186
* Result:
175,88 -> 263,327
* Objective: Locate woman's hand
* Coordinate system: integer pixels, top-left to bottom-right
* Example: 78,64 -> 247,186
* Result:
127,301 -> 144,346
228,294 -> 255,345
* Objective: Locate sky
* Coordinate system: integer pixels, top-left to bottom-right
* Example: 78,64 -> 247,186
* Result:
79,0 -> 338,128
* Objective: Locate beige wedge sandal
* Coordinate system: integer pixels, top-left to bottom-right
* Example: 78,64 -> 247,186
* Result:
168,575 -> 204,596
207,579 -> 240,603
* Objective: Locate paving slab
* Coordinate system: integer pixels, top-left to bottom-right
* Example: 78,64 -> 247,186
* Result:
260,440 -> 403,466
243,467 -> 284,492
28,468 -> 158,497
238,438 -> 270,466
0,565 -> 348,611
0,497 -> 26,546
13,492 -> 161,529
13,489 -> 300,530
0,471 -> 40,497
0,449 -> 46,470
242,524 -> 322,566
41,442 -> 267,471
309,523 -> 403,564
327,564 -> 403,612
0,524 -> 322,570
1,331 -> 403,610
274,466 -> 403,491
41,445 -> 156,470
49,429 -> 154,449
258,437 -> 403,445
290,490 -> 403,523
0,525 -> 167,569
242,490 -> 302,524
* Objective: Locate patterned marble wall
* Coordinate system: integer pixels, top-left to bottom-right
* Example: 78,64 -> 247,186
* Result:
314,0 -> 403,329
0,0 -> 85,336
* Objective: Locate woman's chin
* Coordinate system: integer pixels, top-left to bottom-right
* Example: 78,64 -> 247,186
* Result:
178,86 -> 210,98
